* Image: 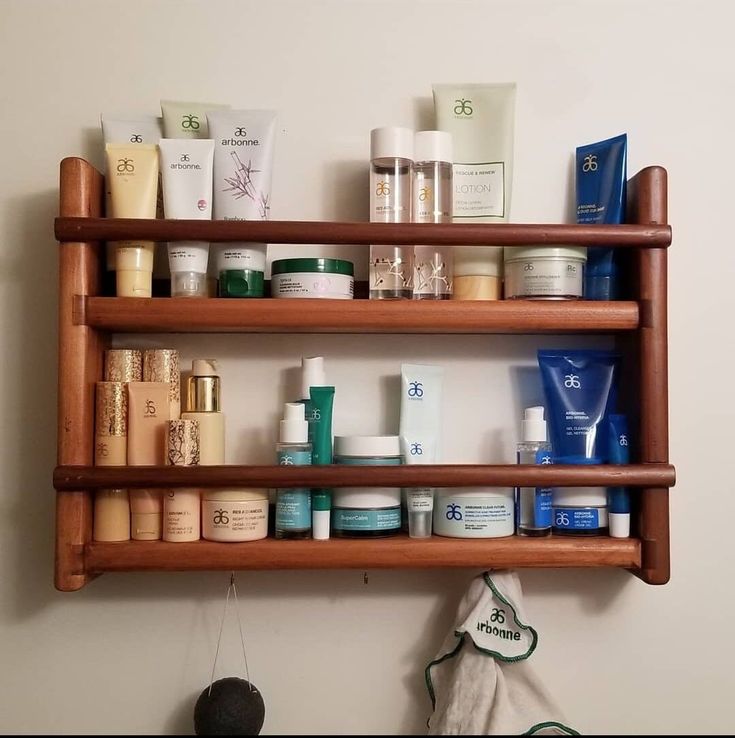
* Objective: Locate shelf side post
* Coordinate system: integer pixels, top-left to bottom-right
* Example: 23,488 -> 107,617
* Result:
629,166 -> 670,584
56,158 -> 105,591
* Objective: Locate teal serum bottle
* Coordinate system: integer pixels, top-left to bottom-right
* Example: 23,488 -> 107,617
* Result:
515,406 -> 553,536
275,403 -> 312,539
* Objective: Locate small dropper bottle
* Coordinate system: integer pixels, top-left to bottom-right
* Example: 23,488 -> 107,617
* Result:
275,403 -> 312,539
413,130 -> 453,300
515,406 -> 553,536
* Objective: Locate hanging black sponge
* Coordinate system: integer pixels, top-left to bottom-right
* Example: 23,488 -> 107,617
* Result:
194,677 -> 265,736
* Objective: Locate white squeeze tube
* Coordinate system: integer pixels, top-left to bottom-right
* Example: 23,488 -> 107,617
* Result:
399,364 -> 444,538
432,83 -> 516,300
159,138 -> 215,297
207,109 -> 277,298
101,115 -> 163,272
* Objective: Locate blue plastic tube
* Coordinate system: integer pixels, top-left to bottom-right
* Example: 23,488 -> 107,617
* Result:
575,133 -> 627,300
607,413 -> 631,538
537,349 -> 620,464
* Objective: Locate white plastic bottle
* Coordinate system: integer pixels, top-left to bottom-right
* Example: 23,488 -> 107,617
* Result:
515,406 -> 553,536
181,359 -> 225,464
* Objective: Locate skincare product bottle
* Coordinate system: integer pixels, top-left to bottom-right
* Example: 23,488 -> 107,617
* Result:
95,381 -> 128,465
515,407 -> 553,537
275,403 -> 312,539
163,418 -> 201,542
181,359 -> 225,465
312,490 -> 331,541
93,489 -> 130,542
103,349 -> 143,383
412,131 -> 453,300
369,127 -> 414,299
607,414 -> 631,538
202,489 -> 269,542
143,348 -> 181,420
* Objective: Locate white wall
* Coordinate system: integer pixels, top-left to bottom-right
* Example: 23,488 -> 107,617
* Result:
0,0 -> 733,733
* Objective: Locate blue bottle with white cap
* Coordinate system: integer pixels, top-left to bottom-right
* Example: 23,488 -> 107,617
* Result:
515,406 -> 553,537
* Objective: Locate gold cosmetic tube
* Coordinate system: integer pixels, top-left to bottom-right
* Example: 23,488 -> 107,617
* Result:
164,419 -> 201,542
95,381 -> 128,465
105,143 -> 159,298
143,349 -> 181,420
127,381 -> 171,465
130,489 -> 163,541
104,349 -> 143,383
94,489 -> 130,541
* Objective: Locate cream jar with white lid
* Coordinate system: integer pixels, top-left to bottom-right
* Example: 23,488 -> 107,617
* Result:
503,246 -> 587,300
202,489 -> 268,542
552,487 -> 608,536
433,488 -> 514,538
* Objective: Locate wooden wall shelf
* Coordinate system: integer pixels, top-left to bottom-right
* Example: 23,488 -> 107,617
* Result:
53,157 -> 673,591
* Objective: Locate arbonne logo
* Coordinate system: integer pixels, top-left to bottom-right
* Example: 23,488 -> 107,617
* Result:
410,442 -> 423,456
375,181 -> 390,197
446,503 -> 462,521
309,408 -> 321,421
96,442 -> 108,458
279,454 -> 294,465
540,455 -> 552,464
564,374 -> 581,389
418,186 -> 431,202
130,134 -> 143,143
619,434 -> 628,446
582,154 -> 598,172
144,399 -> 157,416
235,127 -> 247,136
213,509 -> 229,525
523,262 -> 534,271
116,158 -> 134,173
454,98 -> 473,116
407,381 -> 424,398
171,152 -> 201,170
181,154 -> 190,162
181,114 -> 200,131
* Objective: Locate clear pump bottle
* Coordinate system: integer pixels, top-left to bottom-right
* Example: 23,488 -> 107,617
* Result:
369,127 -> 414,299
275,402 -> 312,539
412,130 -> 453,300
515,406 -> 553,536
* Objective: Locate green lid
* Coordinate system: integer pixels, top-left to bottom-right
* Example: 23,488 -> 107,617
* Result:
271,258 -> 354,277
312,489 -> 332,511
218,269 -> 265,298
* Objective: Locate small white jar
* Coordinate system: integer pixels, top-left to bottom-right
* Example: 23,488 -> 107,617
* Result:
552,487 -> 608,536
202,489 -> 269,542
433,488 -> 514,538
503,246 -> 587,300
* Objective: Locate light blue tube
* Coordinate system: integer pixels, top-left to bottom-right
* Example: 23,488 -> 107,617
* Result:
576,133 -> 627,300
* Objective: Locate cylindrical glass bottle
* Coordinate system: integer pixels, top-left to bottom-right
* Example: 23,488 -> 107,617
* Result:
412,131 -> 453,300
515,407 -> 553,537
369,127 -> 413,299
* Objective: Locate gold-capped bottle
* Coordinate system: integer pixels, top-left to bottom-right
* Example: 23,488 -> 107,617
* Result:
181,359 -> 225,465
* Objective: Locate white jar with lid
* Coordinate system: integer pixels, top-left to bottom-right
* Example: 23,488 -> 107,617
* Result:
201,489 -> 269,542
433,488 -> 514,538
503,246 -> 587,299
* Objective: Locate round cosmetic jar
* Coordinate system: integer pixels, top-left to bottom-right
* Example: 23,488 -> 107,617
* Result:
503,246 -> 587,300
201,489 -> 269,542
433,488 -> 515,538
552,487 -> 608,536
270,258 -> 354,299
333,435 -> 402,538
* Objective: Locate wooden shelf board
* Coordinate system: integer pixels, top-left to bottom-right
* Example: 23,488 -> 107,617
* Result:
79,297 -> 640,334
55,216 -> 672,247
85,535 -> 642,573
54,463 -> 676,490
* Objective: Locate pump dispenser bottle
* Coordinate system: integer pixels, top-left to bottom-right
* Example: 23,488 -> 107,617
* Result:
515,406 -> 553,536
181,359 -> 225,464
275,402 -> 312,539
369,127 -> 414,299
412,130 -> 453,300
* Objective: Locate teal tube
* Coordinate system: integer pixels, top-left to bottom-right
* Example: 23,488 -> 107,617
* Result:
308,386 -> 335,465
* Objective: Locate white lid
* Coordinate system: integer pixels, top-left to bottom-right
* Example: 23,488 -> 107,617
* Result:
202,489 -> 268,502
280,402 -> 308,443
504,245 -> 588,262
553,487 -> 607,506
453,247 -> 503,277
436,488 -> 514,500
191,358 -> 218,376
334,435 -> 401,457
312,509 -> 331,540
301,356 -> 326,399
333,487 -> 401,507
171,271 -> 208,297
609,512 -> 630,538
522,406 -> 547,443
414,130 -> 452,164
370,127 -> 414,162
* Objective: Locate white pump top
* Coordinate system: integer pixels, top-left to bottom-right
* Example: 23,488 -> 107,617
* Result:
522,406 -> 547,443
301,356 -> 326,400
191,358 -> 218,376
280,402 -> 308,444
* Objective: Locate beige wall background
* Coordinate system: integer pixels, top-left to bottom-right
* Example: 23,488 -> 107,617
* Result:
1,0 -> 733,733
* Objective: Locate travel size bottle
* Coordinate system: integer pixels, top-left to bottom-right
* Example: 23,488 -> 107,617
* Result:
412,130 -> 453,300
369,127 -> 414,299
515,406 -> 553,537
275,402 -> 312,539
181,359 -> 225,464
